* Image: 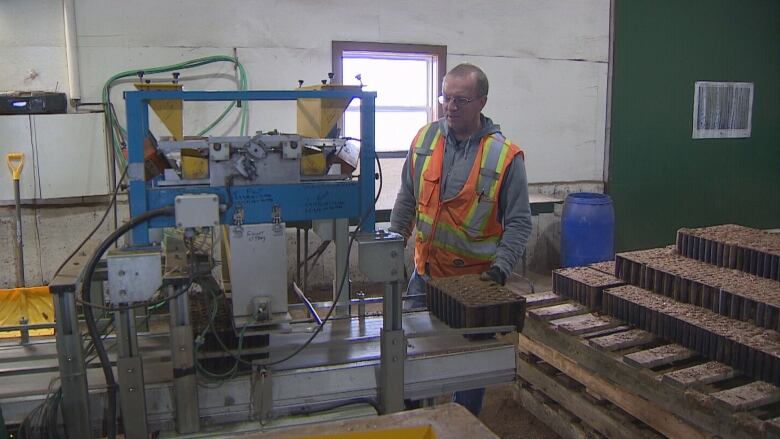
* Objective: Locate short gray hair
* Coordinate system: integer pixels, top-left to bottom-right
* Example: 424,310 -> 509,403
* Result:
446,63 -> 489,97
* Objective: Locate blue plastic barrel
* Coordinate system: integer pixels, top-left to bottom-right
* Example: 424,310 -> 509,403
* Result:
561,192 -> 615,268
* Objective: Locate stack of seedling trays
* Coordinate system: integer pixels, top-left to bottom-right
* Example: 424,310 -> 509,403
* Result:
604,225 -> 780,385
531,224 -> 780,438
677,224 -> 780,281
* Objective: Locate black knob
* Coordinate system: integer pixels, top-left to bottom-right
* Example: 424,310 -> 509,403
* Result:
137,71 -> 145,80
172,72 -> 180,83
298,80 -> 304,88
321,79 -> 327,85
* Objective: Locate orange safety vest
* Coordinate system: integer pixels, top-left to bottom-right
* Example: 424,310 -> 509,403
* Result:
410,122 -> 524,278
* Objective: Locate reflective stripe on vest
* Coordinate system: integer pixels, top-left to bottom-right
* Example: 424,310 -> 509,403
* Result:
411,125 -> 443,200
416,212 -> 499,261
462,134 -> 511,234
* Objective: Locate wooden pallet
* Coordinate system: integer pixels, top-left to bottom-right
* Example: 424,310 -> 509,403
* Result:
517,292 -> 780,439
516,353 -> 663,439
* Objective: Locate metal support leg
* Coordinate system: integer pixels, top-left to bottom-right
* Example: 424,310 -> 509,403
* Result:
296,228 -> 302,284
334,218 -> 350,317
380,281 -> 405,413
169,285 -> 199,433
304,227 -> 309,294
115,308 -> 149,439
53,291 -> 93,439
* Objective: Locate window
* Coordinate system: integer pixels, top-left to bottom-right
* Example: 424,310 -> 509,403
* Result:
333,42 -> 446,156
692,81 -> 754,139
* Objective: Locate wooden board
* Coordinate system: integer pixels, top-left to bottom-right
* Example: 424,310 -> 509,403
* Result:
580,325 -> 632,339
549,314 -> 621,335
711,381 -> 780,411
589,329 -> 656,352
514,385 -> 606,439
623,344 -> 698,369
518,333 -> 711,439
521,313 -> 767,439
528,303 -> 587,320
661,362 -> 739,389
522,291 -> 564,308
766,416 -> 780,436
517,354 -> 662,439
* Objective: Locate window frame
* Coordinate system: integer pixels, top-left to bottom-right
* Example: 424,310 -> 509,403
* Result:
332,41 -> 447,157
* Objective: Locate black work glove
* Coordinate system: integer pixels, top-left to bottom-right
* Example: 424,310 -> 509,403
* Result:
479,266 -> 506,286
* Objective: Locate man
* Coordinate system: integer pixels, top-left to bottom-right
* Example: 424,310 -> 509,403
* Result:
389,63 -> 532,415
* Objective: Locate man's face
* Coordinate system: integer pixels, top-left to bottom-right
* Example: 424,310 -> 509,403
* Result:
441,73 -> 487,135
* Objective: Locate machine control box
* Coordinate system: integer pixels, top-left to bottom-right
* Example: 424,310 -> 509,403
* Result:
174,193 -> 220,228
356,230 -> 405,283
107,248 -> 163,303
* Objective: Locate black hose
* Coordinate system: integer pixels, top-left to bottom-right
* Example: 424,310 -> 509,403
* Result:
80,206 -> 174,439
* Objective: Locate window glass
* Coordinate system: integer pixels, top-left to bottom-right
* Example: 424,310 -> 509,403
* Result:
345,110 -> 428,152
343,58 -> 428,107
341,52 -> 437,152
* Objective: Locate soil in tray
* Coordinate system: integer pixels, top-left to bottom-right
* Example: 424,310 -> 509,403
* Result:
605,285 -> 780,356
617,247 -> 780,307
679,224 -> 780,254
428,274 -> 522,306
554,266 -> 622,287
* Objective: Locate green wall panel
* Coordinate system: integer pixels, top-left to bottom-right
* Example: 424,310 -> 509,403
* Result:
610,0 -> 780,251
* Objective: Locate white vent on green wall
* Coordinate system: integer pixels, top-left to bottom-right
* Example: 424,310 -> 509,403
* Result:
692,81 -> 753,139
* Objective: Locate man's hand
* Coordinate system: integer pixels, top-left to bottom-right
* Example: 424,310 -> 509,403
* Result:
479,266 -> 506,286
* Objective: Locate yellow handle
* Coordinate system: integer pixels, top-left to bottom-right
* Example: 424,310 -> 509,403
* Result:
6,153 -> 24,181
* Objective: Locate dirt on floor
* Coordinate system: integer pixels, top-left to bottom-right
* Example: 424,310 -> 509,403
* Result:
466,272 -> 560,439
479,383 -> 559,439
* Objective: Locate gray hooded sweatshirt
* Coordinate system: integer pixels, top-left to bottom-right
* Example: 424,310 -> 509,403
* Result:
389,115 -> 532,279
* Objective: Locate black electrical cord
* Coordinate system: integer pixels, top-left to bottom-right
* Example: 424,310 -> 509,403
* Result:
76,279 -> 192,312
253,148 -> 384,368
50,166 -> 129,282
193,146 -> 384,369
17,379 -> 64,439
80,206 -> 174,439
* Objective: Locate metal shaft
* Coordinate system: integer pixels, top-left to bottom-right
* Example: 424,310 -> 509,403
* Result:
116,308 -> 149,439
168,285 -> 200,433
13,179 -> 25,287
379,281 -> 405,413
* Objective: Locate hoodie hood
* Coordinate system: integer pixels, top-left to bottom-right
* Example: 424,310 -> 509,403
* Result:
438,114 -> 501,143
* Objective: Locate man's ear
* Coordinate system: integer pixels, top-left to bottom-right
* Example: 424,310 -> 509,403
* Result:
478,95 -> 488,111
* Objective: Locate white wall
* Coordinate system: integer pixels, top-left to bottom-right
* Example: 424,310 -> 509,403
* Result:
0,0 -> 610,288
1,0 -> 609,183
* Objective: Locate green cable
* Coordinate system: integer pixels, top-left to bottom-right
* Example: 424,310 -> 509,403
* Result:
102,56 -> 250,172
194,286 -> 250,382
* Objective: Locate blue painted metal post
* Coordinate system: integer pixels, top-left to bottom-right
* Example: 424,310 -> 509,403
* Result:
359,93 -> 377,232
125,92 -> 151,245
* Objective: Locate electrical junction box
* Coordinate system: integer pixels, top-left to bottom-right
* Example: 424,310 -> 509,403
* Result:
356,230 -> 405,283
174,193 -> 220,228
228,223 -> 288,318
107,248 -> 162,304
0,91 -> 67,115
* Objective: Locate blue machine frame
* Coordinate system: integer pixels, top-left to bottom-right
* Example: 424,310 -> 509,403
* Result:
123,89 -> 377,245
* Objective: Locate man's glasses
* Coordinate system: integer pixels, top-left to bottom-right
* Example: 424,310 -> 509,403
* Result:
438,94 -> 475,106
